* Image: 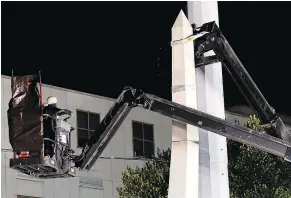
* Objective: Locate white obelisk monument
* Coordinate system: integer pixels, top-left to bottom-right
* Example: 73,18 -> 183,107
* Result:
168,10 -> 199,198
168,2 -> 230,198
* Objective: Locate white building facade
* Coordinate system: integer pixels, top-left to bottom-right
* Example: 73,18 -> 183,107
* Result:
1,75 -> 290,198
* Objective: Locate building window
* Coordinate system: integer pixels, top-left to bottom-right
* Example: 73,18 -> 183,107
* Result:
132,121 -> 154,158
77,110 -> 100,148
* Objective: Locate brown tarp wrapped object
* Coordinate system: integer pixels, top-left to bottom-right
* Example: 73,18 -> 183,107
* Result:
7,74 -> 42,152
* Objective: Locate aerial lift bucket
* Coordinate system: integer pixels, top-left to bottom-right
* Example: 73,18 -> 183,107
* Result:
8,74 -> 75,178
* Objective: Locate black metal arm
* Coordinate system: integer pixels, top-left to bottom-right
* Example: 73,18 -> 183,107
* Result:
76,21 -> 291,171
77,87 -> 291,171
76,87 -> 143,169
193,21 -> 291,143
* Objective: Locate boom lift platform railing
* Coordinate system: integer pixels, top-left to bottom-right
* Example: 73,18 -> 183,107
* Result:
77,21 -> 291,171
10,109 -> 76,178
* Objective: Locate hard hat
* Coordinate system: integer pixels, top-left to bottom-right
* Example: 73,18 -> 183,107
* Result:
47,96 -> 57,105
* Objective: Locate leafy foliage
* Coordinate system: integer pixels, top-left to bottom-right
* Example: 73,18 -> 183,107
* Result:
228,115 -> 291,198
116,148 -> 171,198
117,114 -> 291,198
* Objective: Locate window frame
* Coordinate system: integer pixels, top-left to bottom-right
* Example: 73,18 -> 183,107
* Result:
132,120 -> 155,158
76,109 -> 100,148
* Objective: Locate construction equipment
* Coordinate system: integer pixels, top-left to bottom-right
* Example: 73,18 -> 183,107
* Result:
8,74 -> 75,178
8,21 -> 291,178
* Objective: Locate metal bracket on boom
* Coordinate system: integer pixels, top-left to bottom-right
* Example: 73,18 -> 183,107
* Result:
195,55 -> 219,68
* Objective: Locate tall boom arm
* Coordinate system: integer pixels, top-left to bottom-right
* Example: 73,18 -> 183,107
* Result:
78,86 -> 291,171
77,22 -> 291,171
193,21 -> 291,142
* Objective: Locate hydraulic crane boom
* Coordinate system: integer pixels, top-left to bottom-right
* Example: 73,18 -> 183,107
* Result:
193,21 -> 291,142
78,87 -> 291,171
78,22 -> 291,171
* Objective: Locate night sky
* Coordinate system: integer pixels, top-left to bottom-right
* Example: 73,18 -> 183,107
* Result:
2,2 -> 291,115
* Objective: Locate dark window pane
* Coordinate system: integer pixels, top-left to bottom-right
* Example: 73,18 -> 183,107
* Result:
78,129 -> 89,147
78,129 -> 89,138
89,129 -> 102,141
77,111 -> 88,129
88,130 -> 94,138
143,124 -> 153,141
78,139 -> 87,148
89,113 -> 100,130
133,139 -> 143,157
144,141 -> 154,158
132,122 -> 143,139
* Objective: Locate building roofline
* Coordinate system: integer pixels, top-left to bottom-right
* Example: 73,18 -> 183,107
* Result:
1,75 -> 116,102
2,75 -> 290,125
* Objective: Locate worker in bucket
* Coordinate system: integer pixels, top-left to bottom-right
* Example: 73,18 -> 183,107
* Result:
43,96 -> 61,158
